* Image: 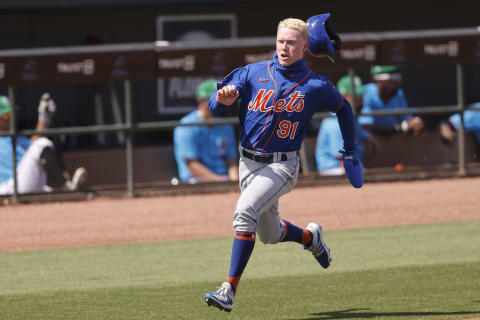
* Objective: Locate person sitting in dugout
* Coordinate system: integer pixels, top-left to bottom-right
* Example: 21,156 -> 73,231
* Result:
0,93 -> 87,195
173,79 -> 239,184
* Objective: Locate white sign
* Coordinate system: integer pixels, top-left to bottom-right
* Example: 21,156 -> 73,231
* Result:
158,55 -> 195,71
245,51 -> 275,64
57,59 -> 95,75
340,45 -> 376,61
424,41 -> 459,57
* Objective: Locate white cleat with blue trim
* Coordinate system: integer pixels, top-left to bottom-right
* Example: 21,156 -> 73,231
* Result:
204,282 -> 235,312
304,222 -> 331,269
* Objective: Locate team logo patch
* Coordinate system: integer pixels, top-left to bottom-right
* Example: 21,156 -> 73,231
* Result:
248,89 -> 305,113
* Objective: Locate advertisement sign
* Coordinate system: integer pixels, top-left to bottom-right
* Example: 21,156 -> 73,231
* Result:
156,14 -> 237,114
381,35 -> 480,66
0,50 -> 156,87
155,45 -> 276,114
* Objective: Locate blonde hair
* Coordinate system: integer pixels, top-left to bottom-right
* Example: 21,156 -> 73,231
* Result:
277,18 -> 308,39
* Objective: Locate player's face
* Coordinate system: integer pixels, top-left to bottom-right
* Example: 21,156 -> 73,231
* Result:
276,27 -> 308,66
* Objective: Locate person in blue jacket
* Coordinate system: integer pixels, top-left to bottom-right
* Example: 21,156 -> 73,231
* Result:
440,101 -> 480,144
359,65 -> 424,136
173,79 -> 239,184
316,75 -> 378,175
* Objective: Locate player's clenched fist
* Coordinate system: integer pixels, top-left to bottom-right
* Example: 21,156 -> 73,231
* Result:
216,85 -> 239,106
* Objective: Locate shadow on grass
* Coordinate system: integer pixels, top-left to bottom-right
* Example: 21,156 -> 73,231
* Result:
292,308 -> 480,320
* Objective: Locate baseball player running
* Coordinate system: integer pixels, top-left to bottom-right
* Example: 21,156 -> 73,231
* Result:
204,14 -> 362,312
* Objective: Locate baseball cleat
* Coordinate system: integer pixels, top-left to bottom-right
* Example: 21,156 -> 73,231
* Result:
304,222 -> 331,268
204,282 -> 234,312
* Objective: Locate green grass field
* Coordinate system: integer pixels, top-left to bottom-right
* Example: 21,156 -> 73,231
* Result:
1,221 -> 480,320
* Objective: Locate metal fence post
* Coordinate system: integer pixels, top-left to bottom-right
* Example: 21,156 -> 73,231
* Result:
456,64 -> 466,177
8,86 -> 18,204
124,80 -> 135,197
348,68 -> 356,113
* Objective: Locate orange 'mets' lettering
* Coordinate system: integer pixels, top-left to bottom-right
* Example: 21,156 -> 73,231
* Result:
248,89 -> 274,111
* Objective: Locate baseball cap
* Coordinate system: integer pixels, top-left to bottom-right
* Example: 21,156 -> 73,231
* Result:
337,75 -> 364,97
370,65 -> 402,82
195,79 -> 218,100
0,95 -> 12,116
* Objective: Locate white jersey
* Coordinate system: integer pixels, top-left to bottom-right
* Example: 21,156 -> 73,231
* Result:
0,137 -> 54,195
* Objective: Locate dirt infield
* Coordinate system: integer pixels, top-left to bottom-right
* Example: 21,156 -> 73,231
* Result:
1,177 -> 479,252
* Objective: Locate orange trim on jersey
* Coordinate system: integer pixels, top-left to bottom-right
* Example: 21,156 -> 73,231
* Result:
261,70 -> 312,151
284,70 -> 312,97
333,97 -> 344,113
253,61 -> 277,149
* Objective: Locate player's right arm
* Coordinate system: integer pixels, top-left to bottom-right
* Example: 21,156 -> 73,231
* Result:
216,85 -> 239,106
209,67 -> 247,116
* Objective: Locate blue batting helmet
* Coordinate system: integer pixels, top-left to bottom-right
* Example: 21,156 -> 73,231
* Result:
306,13 -> 341,62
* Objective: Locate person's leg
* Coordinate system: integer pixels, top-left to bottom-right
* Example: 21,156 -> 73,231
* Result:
225,230 -> 256,292
255,199 -> 331,268
229,163 -> 297,290
40,145 -> 67,188
15,138 -> 53,193
255,201 -> 312,247
39,140 -> 87,191
253,166 -> 331,269
205,158 -> 298,312
279,219 -> 313,246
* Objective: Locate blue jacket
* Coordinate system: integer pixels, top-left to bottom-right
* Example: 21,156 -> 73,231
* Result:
173,111 -> 238,182
359,83 -> 411,126
316,117 -> 370,171
449,102 -> 480,142
0,136 -> 31,183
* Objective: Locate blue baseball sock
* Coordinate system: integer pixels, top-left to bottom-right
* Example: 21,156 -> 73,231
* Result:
226,231 -> 255,293
280,219 -> 312,247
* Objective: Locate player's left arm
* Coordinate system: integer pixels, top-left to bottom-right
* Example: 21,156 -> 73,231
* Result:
318,81 -> 362,188
335,99 -> 363,188
334,99 -> 356,152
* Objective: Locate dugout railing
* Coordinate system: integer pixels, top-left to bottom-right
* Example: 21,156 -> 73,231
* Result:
1,27 -> 479,203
